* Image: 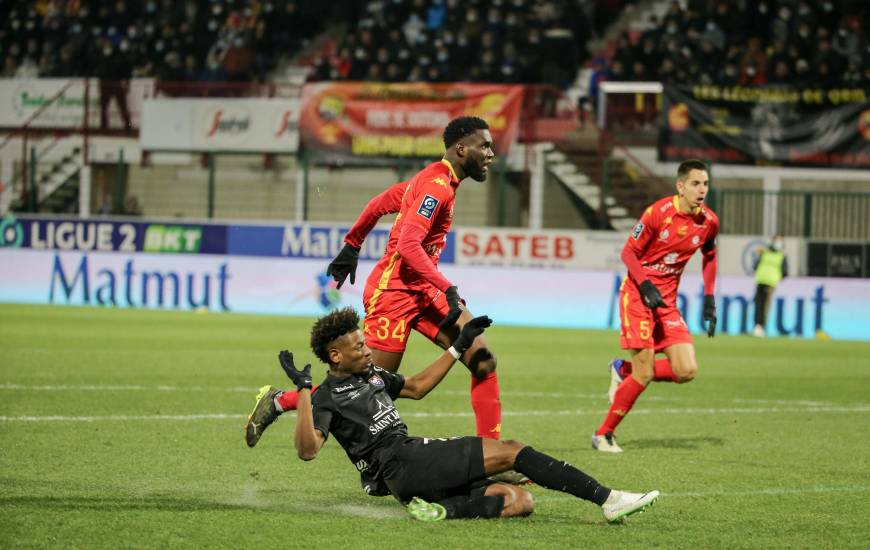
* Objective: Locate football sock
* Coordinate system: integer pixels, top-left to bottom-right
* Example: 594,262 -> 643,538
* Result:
617,360 -> 632,376
653,358 -> 679,382
514,446 -> 611,505
274,385 -> 319,412
471,371 -> 501,439
596,376 -> 646,436
439,494 -> 505,519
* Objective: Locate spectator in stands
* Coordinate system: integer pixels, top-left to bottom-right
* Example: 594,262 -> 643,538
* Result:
768,59 -> 792,85
98,193 -> 114,216
123,195 -> 143,217
2,57 -> 19,78
95,39 -> 132,131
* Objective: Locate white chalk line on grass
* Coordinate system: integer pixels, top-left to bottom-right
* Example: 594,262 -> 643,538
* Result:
2,404 -> 869,422
0,383 -> 840,406
0,383 -> 257,393
230,486 -> 870,518
536,485 -> 870,503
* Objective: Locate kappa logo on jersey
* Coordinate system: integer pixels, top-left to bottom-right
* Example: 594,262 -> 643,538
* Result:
692,235 -> 701,245
631,222 -> 644,240
659,229 -> 670,241
368,374 -> 385,388
417,194 -> 439,219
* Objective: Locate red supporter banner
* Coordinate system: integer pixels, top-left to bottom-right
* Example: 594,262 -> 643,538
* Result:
299,82 -> 524,158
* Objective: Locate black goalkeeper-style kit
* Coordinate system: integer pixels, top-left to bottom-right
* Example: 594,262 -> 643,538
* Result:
311,366 -> 488,503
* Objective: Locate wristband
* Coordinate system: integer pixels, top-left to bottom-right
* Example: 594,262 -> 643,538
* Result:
447,346 -> 461,360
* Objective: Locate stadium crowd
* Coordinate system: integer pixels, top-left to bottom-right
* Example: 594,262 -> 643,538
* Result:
604,0 -> 870,87
0,0 -> 351,83
0,0 -> 633,89
305,0 -> 623,88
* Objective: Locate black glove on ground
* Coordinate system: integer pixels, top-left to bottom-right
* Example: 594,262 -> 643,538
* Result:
326,244 -> 360,289
278,350 -> 313,390
703,294 -> 717,338
639,280 -> 665,309
438,285 -> 462,330
451,315 -> 493,356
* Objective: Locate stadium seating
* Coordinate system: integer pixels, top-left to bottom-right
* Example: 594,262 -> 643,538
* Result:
604,0 -> 869,87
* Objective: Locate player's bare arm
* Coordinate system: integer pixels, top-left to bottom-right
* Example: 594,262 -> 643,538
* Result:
293,388 -> 325,460
277,351 -> 326,460
400,316 -> 492,399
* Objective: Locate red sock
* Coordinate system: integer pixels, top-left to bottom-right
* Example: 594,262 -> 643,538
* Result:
275,385 -> 319,411
618,360 -> 633,376
653,358 -> 679,382
471,371 -> 501,439
596,376 -> 645,435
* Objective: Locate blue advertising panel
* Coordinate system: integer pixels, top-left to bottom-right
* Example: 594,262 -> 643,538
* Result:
0,214 -> 456,263
0,214 -> 226,254
226,223 -> 455,263
2,247 -> 869,340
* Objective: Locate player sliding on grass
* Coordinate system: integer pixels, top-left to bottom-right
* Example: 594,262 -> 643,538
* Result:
592,159 -> 719,453
248,117 -> 505,451
254,306 -> 659,521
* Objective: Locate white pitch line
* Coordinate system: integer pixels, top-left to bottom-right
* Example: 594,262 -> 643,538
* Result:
0,384 -> 840,407
0,383 -> 255,393
2,404 -> 869,423
0,413 -> 246,422
536,485 -> 870,503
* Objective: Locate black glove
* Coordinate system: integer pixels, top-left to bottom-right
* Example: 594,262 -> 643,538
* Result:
703,295 -> 717,338
438,285 -> 462,330
326,244 -> 360,289
639,280 -> 665,309
278,350 -> 313,390
451,315 -> 493,356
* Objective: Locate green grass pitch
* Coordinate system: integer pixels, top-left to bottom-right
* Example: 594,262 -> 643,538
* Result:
1,304 -> 869,549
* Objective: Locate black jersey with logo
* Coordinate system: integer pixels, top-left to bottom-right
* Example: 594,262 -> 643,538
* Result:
312,365 -> 407,481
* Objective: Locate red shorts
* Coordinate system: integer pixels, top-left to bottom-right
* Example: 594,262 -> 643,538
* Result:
619,280 -> 692,352
362,284 -> 449,353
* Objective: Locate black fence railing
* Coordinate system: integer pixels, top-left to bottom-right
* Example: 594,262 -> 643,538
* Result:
708,189 -> 870,241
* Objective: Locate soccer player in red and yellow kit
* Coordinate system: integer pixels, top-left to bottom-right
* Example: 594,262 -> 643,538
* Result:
592,159 -> 719,453
245,117 -> 507,451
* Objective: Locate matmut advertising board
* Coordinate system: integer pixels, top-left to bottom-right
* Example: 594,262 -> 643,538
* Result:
1,215 -> 865,340
1,249 -> 867,340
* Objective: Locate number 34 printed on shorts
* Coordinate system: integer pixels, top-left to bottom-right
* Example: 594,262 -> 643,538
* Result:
369,316 -> 407,343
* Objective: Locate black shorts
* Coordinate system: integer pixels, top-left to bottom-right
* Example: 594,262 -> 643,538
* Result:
378,436 -> 490,504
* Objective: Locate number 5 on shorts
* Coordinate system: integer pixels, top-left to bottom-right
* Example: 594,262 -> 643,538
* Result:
639,320 -> 651,340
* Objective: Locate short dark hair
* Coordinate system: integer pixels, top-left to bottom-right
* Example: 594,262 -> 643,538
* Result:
310,307 -> 361,364
443,116 -> 489,148
677,159 -> 709,180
